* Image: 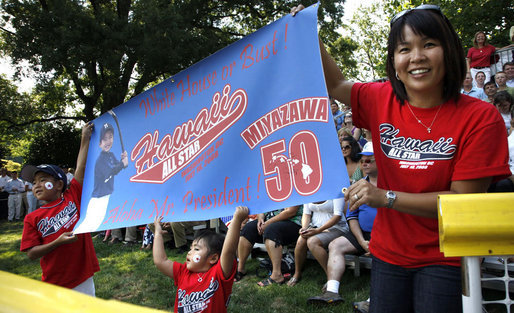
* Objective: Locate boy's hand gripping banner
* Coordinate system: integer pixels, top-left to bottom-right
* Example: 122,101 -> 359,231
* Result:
74,3 -> 349,234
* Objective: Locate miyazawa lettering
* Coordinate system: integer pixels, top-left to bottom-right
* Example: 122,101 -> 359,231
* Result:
130,84 -> 248,184
240,97 -> 329,149
379,123 -> 457,161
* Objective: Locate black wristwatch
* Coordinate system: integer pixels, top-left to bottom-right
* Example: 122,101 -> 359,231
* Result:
385,190 -> 397,209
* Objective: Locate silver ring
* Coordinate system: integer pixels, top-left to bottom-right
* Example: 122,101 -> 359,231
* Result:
353,194 -> 359,200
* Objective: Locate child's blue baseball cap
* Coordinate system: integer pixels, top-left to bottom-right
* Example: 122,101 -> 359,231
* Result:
100,123 -> 114,140
21,164 -> 67,191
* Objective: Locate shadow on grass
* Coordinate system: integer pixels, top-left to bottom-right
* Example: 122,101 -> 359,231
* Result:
0,220 -> 371,313
231,254 -> 370,313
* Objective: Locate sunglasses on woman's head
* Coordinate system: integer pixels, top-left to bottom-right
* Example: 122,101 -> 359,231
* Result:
390,4 -> 443,27
341,145 -> 351,150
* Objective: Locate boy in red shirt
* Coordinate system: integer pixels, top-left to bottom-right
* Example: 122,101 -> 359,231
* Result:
20,123 -> 99,296
153,206 -> 249,313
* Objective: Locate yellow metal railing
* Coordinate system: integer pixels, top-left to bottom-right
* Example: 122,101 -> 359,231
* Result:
438,193 -> 514,257
438,193 -> 514,313
0,271 -> 167,313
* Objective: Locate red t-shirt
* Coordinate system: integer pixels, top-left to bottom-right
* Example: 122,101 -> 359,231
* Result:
20,179 -> 100,288
351,82 -> 510,267
467,45 -> 496,68
173,259 -> 237,313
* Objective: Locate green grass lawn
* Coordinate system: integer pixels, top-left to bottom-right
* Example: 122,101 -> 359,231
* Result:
0,220 -> 371,312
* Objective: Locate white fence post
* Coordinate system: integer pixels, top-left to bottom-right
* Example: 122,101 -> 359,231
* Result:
462,256 -> 482,313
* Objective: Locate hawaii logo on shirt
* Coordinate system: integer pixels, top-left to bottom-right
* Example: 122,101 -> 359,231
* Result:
379,123 -> 457,161
177,277 -> 220,313
37,201 -> 78,237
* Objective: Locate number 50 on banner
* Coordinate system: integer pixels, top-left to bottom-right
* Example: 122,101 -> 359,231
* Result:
261,130 -> 322,202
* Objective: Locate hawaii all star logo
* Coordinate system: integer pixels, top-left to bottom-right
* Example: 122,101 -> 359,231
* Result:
176,277 -> 219,313
130,84 -> 248,184
37,202 -> 78,237
379,123 -> 457,161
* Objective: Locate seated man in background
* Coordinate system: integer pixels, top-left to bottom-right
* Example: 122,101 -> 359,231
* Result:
484,81 -> 498,103
170,220 -> 208,253
461,72 -> 486,100
331,98 -> 345,130
308,143 -> 378,306
148,220 -> 207,253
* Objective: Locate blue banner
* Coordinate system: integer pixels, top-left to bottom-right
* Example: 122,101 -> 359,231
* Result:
74,3 -> 349,234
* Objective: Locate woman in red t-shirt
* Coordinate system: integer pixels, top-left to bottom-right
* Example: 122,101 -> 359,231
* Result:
467,31 -> 496,86
292,4 -> 510,313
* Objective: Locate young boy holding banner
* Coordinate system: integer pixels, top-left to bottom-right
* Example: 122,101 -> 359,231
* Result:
153,206 -> 249,313
20,123 -> 100,296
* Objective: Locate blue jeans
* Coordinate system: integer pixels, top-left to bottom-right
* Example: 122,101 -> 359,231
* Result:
369,256 -> 462,313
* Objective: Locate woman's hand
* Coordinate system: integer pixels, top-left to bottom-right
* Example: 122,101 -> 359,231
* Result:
257,217 -> 265,235
290,4 -> 305,16
260,220 -> 270,234
359,240 -> 370,255
345,179 -> 387,212
299,227 -> 318,238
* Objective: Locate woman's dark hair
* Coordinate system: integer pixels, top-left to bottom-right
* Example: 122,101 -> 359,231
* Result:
386,9 -> 466,105
341,136 -> 361,162
194,229 -> 225,256
493,91 -> 513,109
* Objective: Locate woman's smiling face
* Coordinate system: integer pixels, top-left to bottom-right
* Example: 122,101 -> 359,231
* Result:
394,26 -> 445,102
341,140 -> 352,157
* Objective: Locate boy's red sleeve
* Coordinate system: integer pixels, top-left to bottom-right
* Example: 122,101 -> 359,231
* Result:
20,217 -> 42,252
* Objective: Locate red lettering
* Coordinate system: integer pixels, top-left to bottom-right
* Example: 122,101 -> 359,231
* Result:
131,85 -> 247,183
240,44 -> 254,70
180,176 -> 252,213
315,98 -> 328,120
182,191 -> 193,213
139,88 -> 175,118
131,130 -> 160,173
139,98 -> 153,118
272,30 -> 278,55
299,98 -> 316,120
132,84 -> 247,175
270,110 -> 282,130
148,196 -> 172,218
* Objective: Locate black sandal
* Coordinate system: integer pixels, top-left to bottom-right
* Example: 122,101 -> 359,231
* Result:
234,271 -> 247,282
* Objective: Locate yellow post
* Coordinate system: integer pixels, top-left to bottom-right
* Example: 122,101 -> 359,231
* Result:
0,271 -> 167,313
438,193 -> 514,257
438,193 -> 514,313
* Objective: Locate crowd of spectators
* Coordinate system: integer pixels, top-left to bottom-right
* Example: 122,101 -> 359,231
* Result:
0,166 -> 74,222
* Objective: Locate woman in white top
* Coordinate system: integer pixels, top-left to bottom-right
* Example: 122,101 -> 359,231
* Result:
287,198 -> 347,286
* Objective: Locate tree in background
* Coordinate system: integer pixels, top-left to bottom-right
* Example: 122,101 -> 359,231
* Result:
0,75 -> 31,161
24,122 -> 81,168
338,0 -> 512,82
0,74 -> 80,164
0,0 -> 348,124
1,1 -> 352,165
387,0 -> 513,50
341,1 -> 390,81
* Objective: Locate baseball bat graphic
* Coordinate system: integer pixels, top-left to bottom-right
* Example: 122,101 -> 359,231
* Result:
107,110 -> 125,152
